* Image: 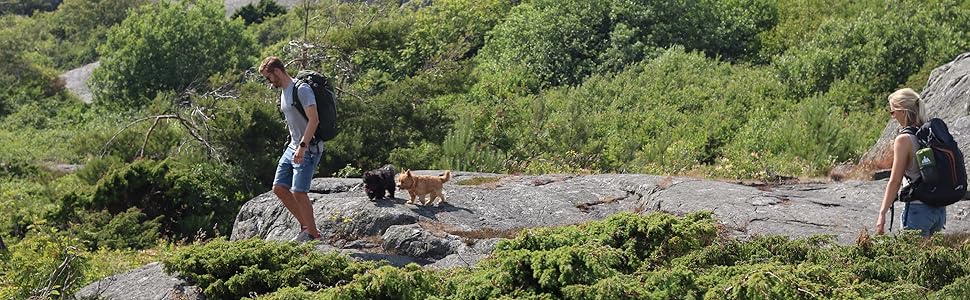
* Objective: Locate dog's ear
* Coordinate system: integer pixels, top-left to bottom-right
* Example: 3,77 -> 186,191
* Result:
405,169 -> 412,176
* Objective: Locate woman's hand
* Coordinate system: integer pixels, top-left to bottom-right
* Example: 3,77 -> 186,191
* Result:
875,214 -> 886,235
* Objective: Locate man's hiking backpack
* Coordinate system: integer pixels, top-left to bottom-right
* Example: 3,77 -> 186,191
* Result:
898,118 -> 967,207
292,70 -> 338,143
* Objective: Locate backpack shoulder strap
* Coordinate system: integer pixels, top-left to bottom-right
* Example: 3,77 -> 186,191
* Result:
291,81 -> 308,121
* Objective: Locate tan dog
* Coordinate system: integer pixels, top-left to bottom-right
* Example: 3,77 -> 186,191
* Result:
396,170 -> 451,206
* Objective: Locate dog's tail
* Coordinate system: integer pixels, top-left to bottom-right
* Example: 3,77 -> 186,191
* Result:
440,170 -> 451,183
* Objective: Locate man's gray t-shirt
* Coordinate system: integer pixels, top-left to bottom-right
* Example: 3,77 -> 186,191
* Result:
280,79 -> 323,153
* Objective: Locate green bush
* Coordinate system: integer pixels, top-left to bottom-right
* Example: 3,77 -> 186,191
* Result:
149,212 -> 970,299
2,226 -> 88,299
67,208 -> 161,250
163,238 -> 383,299
700,263 -> 837,300
320,65 -> 458,175
201,82 -> 286,189
0,0 -> 59,16
232,0 -> 286,26
315,264 -> 452,300
388,142 -> 440,171
476,0 -> 777,90
44,0 -> 148,69
0,15 -> 62,116
475,0 -> 615,88
404,0 -> 515,70
484,48 -> 790,175
81,159 -> 245,240
91,0 -> 256,108
438,121 -> 506,173
935,276 -> 970,299
0,177 -> 59,240
773,1 -> 970,101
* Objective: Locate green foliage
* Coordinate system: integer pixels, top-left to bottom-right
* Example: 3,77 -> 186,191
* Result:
759,0 -> 883,60
143,212 -> 970,299
2,226 -> 88,299
439,121 -> 506,173
935,275 -> 970,299
476,0 -> 777,90
0,224 -> 163,299
304,0 -> 417,80
404,0 -> 515,70
388,142 -> 440,171
476,0 -> 614,89
6,1 -> 970,297
449,212 -> 718,298
315,264 -> 451,300
321,65 -> 459,175
233,0 -> 286,26
44,0 -> 148,68
163,238 -> 383,299
67,208 -> 161,250
773,0 -> 970,101
706,0 -> 779,63
0,0 -> 59,16
0,175 -> 59,240
701,263 -> 838,300
482,48 -> 792,175
91,0 -> 257,108
0,15 -> 62,116
80,159 -> 245,240
201,81 -> 287,188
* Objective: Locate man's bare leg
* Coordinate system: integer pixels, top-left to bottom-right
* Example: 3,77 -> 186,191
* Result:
273,184 -> 307,230
292,191 -> 320,238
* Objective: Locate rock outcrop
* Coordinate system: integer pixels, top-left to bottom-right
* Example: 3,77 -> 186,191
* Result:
231,172 -> 970,267
73,262 -> 203,300
59,61 -> 98,104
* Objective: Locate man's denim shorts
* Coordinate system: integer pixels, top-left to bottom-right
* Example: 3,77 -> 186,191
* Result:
901,201 -> 946,237
273,146 -> 322,193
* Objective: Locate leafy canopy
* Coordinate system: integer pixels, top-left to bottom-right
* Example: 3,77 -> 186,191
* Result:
91,0 -> 257,109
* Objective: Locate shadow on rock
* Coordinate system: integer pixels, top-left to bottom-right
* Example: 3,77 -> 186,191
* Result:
408,201 -> 474,220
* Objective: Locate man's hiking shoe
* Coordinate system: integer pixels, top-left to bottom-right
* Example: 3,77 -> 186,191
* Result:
291,230 -> 323,243
291,230 -> 312,243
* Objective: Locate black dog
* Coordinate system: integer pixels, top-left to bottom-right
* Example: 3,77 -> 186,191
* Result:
363,164 -> 396,201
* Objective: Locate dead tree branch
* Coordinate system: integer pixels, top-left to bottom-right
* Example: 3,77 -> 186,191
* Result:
35,246 -> 81,299
100,114 -> 221,161
139,116 -> 163,159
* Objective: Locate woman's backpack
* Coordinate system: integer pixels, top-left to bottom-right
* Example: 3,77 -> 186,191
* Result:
291,70 -> 338,144
898,118 -> 967,207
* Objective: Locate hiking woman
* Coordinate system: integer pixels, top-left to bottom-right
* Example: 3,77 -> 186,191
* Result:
875,88 -> 945,236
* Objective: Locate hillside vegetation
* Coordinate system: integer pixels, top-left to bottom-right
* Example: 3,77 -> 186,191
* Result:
2,0 -> 970,298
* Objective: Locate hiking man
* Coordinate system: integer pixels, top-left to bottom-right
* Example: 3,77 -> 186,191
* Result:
259,56 -> 323,242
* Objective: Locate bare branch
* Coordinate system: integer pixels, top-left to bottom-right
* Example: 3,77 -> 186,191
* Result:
100,115 -> 171,158
101,114 -> 221,161
138,116 -> 164,159
37,246 -> 80,298
176,116 -> 220,160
